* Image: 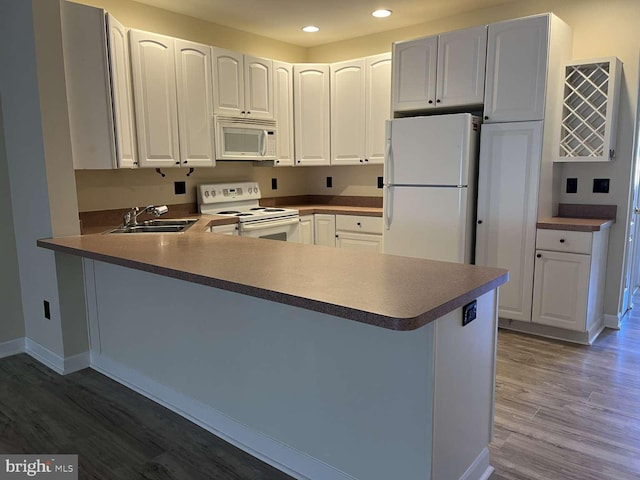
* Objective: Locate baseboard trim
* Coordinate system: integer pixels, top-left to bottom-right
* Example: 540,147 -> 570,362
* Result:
0,337 -> 26,359
91,353 -> 355,480
25,338 -> 90,375
459,448 -> 494,480
498,318 -> 604,345
604,313 -> 622,330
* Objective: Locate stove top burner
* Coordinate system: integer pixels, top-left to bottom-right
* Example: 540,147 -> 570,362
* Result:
235,213 -> 254,217
250,207 -> 266,211
218,210 -> 240,215
264,208 -> 285,212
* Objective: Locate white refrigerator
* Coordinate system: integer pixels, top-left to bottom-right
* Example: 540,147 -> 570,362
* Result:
383,114 -> 479,263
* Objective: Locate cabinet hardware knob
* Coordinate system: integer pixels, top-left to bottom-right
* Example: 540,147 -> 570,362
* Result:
428,100 -> 433,104
241,111 -> 245,114
364,158 -> 369,162
357,222 -> 361,226
560,239 -> 565,243
247,111 -> 251,114
537,253 -> 542,258
477,220 -> 483,224
183,161 -> 188,164
360,159 -> 364,163
436,99 -> 441,103
484,116 -> 489,120
175,161 -> 180,165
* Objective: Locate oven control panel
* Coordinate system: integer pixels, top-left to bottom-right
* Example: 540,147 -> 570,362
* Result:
197,182 -> 261,208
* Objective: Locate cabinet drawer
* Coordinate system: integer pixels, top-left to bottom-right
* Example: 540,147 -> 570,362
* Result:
335,214 -> 383,234
536,229 -> 592,254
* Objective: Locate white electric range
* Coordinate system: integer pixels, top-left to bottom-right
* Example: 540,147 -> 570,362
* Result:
197,182 -> 300,242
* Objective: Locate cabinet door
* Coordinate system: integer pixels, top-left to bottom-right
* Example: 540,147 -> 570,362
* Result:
436,26 -> 487,108
365,53 -> 391,164
175,40 -> 214,167
314,214 -> 336,247
532,251 -> 590,331
129,30 -> 180,168
273,61 -> 294,166
475,121 -> 542,322
212,47 -> 244,116
107,14 -> 138,168
484,15 -> 549,123
392,36 -> 437,112
298,215 -> 315,244
244,56 -> 273,119
331,59 -> 366,165
294,64 -> 331,166
336,232 -> 382,253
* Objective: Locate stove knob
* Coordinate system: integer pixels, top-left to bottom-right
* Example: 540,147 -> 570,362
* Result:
211,190 -> 216,197
204,190 -> 210,198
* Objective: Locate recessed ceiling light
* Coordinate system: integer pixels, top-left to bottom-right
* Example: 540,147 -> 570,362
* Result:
372,9 -> 392,18
302,25 -> 320,33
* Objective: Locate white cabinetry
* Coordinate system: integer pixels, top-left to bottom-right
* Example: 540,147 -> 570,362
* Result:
392,26 -> 486,112
314,214 -> 336,247
298,215 -> 315,244
273,61 -> 294,166
130,30 -> 214,168
335,215 -> 382,252
212,48 -> 273,119
61,4 -> 137,169
294,64 -> 331,166
475,121 -> 542,322
330,54 -> 391,166
484,14 -> 571,123
532,228 -> 609,342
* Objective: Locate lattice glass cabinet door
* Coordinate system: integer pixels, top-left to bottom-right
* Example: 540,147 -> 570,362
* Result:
556,57 -> 622,162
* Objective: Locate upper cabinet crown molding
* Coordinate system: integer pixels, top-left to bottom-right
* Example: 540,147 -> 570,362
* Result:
212,48 -> 274,119
392,25 -> 486,113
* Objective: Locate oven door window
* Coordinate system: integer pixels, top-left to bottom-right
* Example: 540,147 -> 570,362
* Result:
259,232 -> 287,241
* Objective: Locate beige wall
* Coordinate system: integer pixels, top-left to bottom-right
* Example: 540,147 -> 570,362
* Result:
73,0 -> 306,62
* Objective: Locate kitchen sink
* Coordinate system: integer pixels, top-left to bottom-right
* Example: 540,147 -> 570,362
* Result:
107,218 -> 198,234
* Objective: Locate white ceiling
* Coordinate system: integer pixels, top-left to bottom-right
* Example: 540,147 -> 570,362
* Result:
130,0 -> 524,47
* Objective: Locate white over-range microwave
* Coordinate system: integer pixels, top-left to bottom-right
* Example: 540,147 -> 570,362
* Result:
214,115 -> 277,161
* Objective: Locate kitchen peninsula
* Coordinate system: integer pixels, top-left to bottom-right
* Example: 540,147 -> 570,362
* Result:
39,226 -> 507,480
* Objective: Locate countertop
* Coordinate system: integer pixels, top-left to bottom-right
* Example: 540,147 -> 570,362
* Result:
536,217 -> 615,232
39,217 -> 507,331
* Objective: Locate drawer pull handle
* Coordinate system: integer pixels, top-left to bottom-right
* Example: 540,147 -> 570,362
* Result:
537,253 -> 542,258
559,239 -> 565,243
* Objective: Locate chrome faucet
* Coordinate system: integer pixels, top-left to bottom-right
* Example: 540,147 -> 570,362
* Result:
123,205 -> 169,227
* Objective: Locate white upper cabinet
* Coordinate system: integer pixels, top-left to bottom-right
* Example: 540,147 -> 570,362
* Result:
330,53 -> 391,166
483,15 -> 549,123
392,26 -> 486,112
392,36 -> 437,112
130,30 -> 180,168
61,3 -> 137,169
174,40 -> 215,167
365,53 -> 392,164
212,48 -> 273,119
130,30 -> 214,168
436,26 -> 487,108
331,59 -> 366,165
273,61 -> 294,166
294,64 -> 331,166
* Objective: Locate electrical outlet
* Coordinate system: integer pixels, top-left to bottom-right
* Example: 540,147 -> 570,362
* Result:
326,176 -> 333,188
593,178 -> 610,193
377,176 -> 383,189
271,178 -> 278,190
174,181 -> 186,195
44,300 -> 51,320
566,178 -> 577,194
462,300 -> 477,326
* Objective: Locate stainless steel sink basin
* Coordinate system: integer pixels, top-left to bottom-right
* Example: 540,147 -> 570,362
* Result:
107,218 -> 198,234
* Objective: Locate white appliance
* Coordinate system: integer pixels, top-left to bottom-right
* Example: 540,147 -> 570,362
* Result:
383,114 -> 480,263
214,116 -> 277,161
198,182 -> 299,242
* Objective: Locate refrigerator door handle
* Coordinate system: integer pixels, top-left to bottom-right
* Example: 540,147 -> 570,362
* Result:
384,185 -> 393,230
384,137 -> 393,185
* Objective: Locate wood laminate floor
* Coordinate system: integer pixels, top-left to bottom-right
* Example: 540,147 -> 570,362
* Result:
2,304 -> 640,479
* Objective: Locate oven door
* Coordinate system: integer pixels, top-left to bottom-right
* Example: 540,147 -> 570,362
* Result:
239,217 -> 300,242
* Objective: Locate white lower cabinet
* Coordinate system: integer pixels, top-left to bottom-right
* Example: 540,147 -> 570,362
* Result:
314,214 -> 336,247
532,228 -> 610,337
335,214 -> 383,252
298,215 -> 315,244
